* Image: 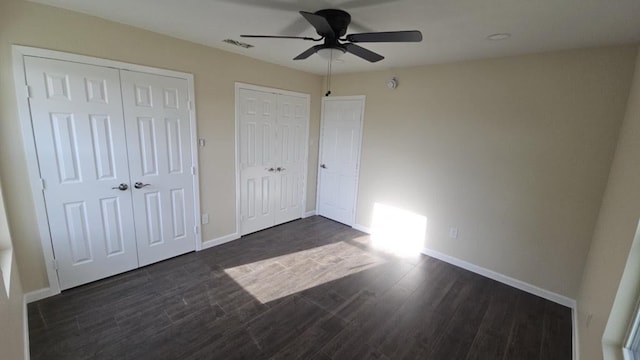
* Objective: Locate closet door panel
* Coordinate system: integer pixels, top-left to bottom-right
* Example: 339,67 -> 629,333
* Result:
120,70 -> 196,266
238,88 -> 278,235
274,94 -> 306,224
25,56 -> 138,290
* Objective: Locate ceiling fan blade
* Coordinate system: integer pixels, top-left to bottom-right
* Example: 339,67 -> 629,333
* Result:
339,0 -> 402,9
241,35 -> 319,41
217,0 -> 299,11
344,43 -> 384,62
294,45 -> 324,60
346,30 -> 423,43
279,17 -> 311,36
300,11 -> 335,37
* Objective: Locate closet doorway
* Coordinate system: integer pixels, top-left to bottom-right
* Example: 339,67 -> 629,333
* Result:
235,83 -> 310,235
14,46 -> 201,292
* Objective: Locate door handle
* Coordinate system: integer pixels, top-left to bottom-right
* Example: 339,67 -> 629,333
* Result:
266,167 -> 275,172
276,167 -> 286,172
112,183 -> 129,191
320,164 -> 327,169
134,182 -> 151,189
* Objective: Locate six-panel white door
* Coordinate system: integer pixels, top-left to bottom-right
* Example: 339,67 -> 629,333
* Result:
317,97 -> 364,226
238,88 -> 307,235
25,57 -> 138,290
120,70 -> 196,266
274,94 -> 307,224
238,89 -> 278,235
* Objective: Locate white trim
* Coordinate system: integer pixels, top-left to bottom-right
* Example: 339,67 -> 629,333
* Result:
12,45 -> 201,292
317,221 -> 579,358
24,287 -> 55,304
316,96 -> 366,227
186,75 -> 203,252
421,247 -> 578,360
352,223 -> 372,234
13,45 -> 196,79
303,210 -> 317,218
420,247 -> 576,308
201,233 -> 241,250
12,47 -> 62,296
234,82 -> 311,236
573,306 -> 580,360
624,297 -> 640,360
23,299 -> 30,360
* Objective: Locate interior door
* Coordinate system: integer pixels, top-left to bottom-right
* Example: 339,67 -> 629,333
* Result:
317,97 -> 365,226
25,56 -> 138,290
238,88 -> 278,235
274,94 -> 307,224
120,70 -> 196,266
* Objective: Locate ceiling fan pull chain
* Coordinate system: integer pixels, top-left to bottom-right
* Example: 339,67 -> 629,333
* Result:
326,51 -> 332,97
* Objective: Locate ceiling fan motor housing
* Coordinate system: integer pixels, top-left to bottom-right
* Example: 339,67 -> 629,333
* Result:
314,9 -> 351,38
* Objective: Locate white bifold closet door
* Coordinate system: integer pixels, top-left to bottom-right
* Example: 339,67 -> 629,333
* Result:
238,88 -> 307,235
120,70 -> 196,267
25,57 -> 196,290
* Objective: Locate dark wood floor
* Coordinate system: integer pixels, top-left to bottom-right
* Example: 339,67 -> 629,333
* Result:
28,216 -> 572,360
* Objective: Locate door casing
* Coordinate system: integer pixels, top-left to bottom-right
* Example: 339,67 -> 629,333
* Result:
234,83 -> 310,237
12,45 -> 201,300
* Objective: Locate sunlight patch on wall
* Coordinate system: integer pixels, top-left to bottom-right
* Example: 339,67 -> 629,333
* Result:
223,240 -> 386,303
371,202 -> 427,258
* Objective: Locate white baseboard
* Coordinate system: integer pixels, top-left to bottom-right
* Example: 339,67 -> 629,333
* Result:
303,210 -> 317,218
201,232 -> 241,250
422,247 -> 578,359
24,287 -> 56,304
421,247 -> 576,308
352,223 -> 371,234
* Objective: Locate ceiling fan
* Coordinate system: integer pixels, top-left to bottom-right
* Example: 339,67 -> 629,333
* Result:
241,9 -> 422,63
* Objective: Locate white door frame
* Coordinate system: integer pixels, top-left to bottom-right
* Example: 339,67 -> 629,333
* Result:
316,95 -> 366,227
234,82 -> 310,236
12,45 -> 202,299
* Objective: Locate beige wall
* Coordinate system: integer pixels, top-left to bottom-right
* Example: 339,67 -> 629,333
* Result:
0,0 -> 322,292
328,46 -> 637,298
577,48 -> 640,360
0,178 -> 27,360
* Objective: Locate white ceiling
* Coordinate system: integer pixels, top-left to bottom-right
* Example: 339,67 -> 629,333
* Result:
27,0 -> 640,75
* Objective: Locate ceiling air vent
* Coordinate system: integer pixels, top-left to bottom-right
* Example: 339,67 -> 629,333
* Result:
223,39 -> 254,49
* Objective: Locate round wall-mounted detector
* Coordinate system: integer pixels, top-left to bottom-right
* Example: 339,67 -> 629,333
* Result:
387,77 -> 398,89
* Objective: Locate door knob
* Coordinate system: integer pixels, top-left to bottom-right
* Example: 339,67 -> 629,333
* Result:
112,183 -> 129,191
134,182 -> 151,189
320,164 -> 327,169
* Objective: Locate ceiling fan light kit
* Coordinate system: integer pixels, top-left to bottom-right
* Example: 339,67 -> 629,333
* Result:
317,47 -> 346,61
241,8 -> 423,63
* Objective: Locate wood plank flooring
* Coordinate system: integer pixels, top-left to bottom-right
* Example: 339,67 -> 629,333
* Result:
28,216 -> 572,359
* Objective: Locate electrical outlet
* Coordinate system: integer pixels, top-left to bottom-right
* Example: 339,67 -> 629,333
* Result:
449,227 -> 459,239
201,213 -> 209,225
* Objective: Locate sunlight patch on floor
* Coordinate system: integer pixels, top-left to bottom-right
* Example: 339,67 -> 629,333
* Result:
370,202 -> 427,258
223,240 -> 386,303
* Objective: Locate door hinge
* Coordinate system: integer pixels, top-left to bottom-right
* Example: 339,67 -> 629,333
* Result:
26,85 -> 32,99
191,166 -> 197,175
40,178 -> 46,190
52,259 -> 59,270
188,101 -> 194,111
194,225 -> 199,235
